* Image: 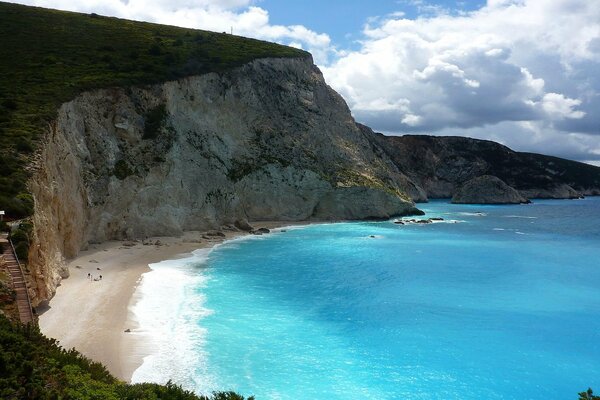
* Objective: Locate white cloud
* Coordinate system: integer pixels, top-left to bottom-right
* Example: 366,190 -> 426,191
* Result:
540,93 -> 585,120
322,0 -> 600,158
14,0 -> 333,64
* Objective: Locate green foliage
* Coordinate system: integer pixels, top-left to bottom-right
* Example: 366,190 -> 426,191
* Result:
580,388 -> 600,400
0,2 -> 308,219
8,229 -> 28,245
7,221 -> 33,261
0,315 -> 254,399
113,160 -> 134,180
143,104 -> 168,139
13,242 -> 29,262
0,192 -> 34,219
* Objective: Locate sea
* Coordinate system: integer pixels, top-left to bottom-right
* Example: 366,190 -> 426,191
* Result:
131,197 -> 600,399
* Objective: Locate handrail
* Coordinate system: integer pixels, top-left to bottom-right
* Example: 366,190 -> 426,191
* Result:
8,237 -> 34,324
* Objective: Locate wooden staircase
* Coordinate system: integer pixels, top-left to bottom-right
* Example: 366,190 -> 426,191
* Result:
1,233 -> 34,324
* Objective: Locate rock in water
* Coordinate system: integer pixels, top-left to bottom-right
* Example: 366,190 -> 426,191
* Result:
452,175 -> 529,204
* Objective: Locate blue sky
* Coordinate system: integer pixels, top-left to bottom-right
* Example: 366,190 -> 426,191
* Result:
14,0 -> 600,163
263,0 -> 487,48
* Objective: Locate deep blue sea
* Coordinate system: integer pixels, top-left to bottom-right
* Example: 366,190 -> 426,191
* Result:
132,198 -> 600,399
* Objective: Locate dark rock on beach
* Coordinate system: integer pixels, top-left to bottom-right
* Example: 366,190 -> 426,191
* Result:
234,219 -> 254,232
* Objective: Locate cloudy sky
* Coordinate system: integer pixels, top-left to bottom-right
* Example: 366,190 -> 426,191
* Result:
15,0 -> 600,164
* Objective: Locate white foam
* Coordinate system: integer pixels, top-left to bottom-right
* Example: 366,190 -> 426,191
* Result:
130,249 -> 219,393
129,224 -> 312,392
504,215 -> 537,219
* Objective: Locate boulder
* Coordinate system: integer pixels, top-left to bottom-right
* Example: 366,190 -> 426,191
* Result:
234,219 -> 254,232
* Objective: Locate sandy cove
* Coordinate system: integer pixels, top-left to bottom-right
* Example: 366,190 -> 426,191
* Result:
38,222 -> 291,382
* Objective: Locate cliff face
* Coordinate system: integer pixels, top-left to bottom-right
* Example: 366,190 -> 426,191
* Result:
451,175 -> 529,204
371,133 -> 600,202
26,57 -> 419,305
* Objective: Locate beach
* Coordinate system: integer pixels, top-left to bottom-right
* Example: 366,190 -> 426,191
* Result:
38,223 -> 287,381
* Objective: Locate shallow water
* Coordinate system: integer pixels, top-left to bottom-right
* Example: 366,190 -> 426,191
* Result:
132,198 -> 600,399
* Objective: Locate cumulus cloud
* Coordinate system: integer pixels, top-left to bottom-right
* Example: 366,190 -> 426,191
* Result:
322,0 -> 600,161
15,0 -> 333,63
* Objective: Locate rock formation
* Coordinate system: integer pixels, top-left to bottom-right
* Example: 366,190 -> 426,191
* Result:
451,175 -> 529,204
369,131 -> 600,201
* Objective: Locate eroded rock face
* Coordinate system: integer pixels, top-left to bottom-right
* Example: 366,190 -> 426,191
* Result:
26,56 -> 419,305
371,133 -> 600,201
451,175 -> 529,204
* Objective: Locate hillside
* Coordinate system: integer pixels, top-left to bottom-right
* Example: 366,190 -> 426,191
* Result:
0,1 -> 308,218
369,131 -> 600,201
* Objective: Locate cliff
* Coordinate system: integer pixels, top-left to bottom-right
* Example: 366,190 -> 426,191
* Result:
25,57 -> 419,305
451,175 -> 529,204
0,3 -> 421,307
370,131 -> 600,202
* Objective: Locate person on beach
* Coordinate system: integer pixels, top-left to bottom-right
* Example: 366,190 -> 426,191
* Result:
99,275 -> 102,280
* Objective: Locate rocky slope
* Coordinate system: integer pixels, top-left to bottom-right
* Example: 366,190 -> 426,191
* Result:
451,175 -> 529,204
370,132 -> 600,202
26,57 -> 420,305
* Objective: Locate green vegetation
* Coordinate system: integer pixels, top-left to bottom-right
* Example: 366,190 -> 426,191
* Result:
0,2 -> 308,218
7,220 -> 33,261
0,315 -> 254,399
113,160 -> 134,180
580,389 -> 600,400
143,104 -> 168,139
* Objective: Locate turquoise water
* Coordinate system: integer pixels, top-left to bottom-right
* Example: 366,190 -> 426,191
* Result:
132,198 -> 600,399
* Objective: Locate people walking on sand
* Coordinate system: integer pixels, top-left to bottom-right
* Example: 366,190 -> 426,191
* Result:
99,275 -> 102,280
87,273 -> 91,281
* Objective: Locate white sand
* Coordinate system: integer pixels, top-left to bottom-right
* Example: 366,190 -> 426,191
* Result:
38,223 -> 291,381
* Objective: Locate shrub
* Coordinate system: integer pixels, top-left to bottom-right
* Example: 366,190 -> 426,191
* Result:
1,98 -> 17,110
14,241 -> 29,261
9,228 -> 28,245
15,193 -> 34,215
0,315 -> 254,399
580,388 -> 600,400
148,43 -> 162,56
113,160 -> 133,180
143,104 -> 168,139
15,138 -> 34,153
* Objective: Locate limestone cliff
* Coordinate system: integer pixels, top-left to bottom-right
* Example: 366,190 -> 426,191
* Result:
370,132 -> 600,202
26,57 -> 420,305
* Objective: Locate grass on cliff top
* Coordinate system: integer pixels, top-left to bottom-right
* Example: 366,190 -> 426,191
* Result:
0,1 -> 309,218
0,315 -> 253,399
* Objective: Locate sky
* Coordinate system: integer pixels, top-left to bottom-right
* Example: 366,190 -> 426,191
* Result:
12,0 -> 600,164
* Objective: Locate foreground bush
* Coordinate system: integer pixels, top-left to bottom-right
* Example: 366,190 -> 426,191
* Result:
0,316 -> 253,399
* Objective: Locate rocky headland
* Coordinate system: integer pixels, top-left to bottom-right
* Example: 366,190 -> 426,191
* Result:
369,131 -> 600,203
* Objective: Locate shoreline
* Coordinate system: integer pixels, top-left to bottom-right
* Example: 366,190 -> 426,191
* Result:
38,222 -> 295,382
